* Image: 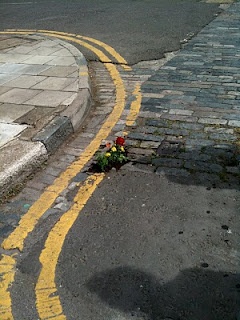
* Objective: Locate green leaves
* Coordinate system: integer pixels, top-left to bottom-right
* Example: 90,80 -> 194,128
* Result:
96,144 -> 128,172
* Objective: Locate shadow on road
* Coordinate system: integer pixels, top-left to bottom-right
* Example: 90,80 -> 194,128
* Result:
87,266 -> 240,320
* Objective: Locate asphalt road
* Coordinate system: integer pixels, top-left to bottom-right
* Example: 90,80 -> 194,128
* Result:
13,171 -> 240,319
1,1 -> 239,319
0,0 -> 222,64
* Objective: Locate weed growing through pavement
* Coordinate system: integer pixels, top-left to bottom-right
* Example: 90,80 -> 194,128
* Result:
96,137 -> 128,172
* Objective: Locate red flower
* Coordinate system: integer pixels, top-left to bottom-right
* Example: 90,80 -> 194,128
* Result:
116,137 -> 125,146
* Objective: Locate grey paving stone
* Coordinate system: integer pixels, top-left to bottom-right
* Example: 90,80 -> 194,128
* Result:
169,109 -> 193,116
0,63 -> 28,74
44,166 -> 66,177
145,119 -> 170,128
0,88 -> 41,104
6,45 -> 38,55
228,120 -> 240,127
32,77 -> 75,91
198,118 -> 227,125
3,75 -> 46,89
0,74 -> 20,85
128,132 -> 163,142
58,154 -> 77,164
24,90 -> 75,107
152,157 -> 184,168
178,152 -> 211,162
46,56 -> 76,66
22,55 -> 55,65
226,166 -> 240,174
39,66 -> 77,77
26,46 -> 60,56
51,48 -> 73,57
0,53 -> 30,63
140,141 -> 160,149
0,103 -> 34,122
184,161 -> 223,173
0,86 -> 11,95
161,114 -> 198,123
177,122 -> 204,130
26,180 -> 48,191
18,64 -> 51,75
204,127 -> 234,134
209,133 -> 237,142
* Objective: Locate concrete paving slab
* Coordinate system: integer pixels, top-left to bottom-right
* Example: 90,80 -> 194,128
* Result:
0,37 -> 29,50
3,75 -> 46,89
0,74 -> 20,85
24,90 -> 75,107
15,106 -> 53,125
0,86 -> 12,95
38,40 -> 60,47
63,80 -> 78,92
24,46 -> 60,56
62,92 -> 78,106
5,45 -> 37,55
51,48 -> 73,57
32,77 -> 75,90
0,63 -> 29,74
46,56 -> 76,66
0,103 -> 34,122
18,64 -> 51,75
67,71 -> 78,78
21,55 -> 55,65
0,122 -> 27,148
39,65 -> 77,77
0,53 -> 30,63
0,88 -> 41,104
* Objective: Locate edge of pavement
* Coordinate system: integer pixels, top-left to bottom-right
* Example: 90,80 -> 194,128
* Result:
0,34 -> 92,200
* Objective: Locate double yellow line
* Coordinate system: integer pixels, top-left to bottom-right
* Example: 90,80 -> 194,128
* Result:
0,29 -> 142,319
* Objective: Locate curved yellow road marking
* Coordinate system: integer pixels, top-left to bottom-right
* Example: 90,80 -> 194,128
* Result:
126,83 -> 142,126
0,30 -> 127,319
0,30 -> 143,319
1,31 -> 126,252
35,173 -> 104,320
0,255 -> 15,320
4,29 -> 131,71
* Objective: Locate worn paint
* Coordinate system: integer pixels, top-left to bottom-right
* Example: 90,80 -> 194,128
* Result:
0,30 -> 127,319
126,83 -> 142,126
35,174 -> 104,319
4,29 -> 131,71
0,255 -> 15,320
1,30 -> 126,252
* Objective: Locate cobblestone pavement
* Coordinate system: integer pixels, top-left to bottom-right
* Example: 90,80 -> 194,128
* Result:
122,3 -> 240,186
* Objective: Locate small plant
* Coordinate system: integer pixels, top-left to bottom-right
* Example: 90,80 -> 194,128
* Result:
96,137 -> 128,172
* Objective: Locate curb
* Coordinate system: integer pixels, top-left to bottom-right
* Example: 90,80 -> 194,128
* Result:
32,35 -> 92,152
0,35 -> 92,199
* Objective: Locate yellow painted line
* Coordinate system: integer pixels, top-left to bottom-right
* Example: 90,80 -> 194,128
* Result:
126,83 -> 142,126
79,71 -> 88,76
4,29 -> 131,71
35,173 -> 104,320
0,30 -> 126,320
0,255 -> 15,320
1,30 -> 126,252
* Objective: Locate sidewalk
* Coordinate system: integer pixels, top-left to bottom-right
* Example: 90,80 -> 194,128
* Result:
0,34 -> 91,197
